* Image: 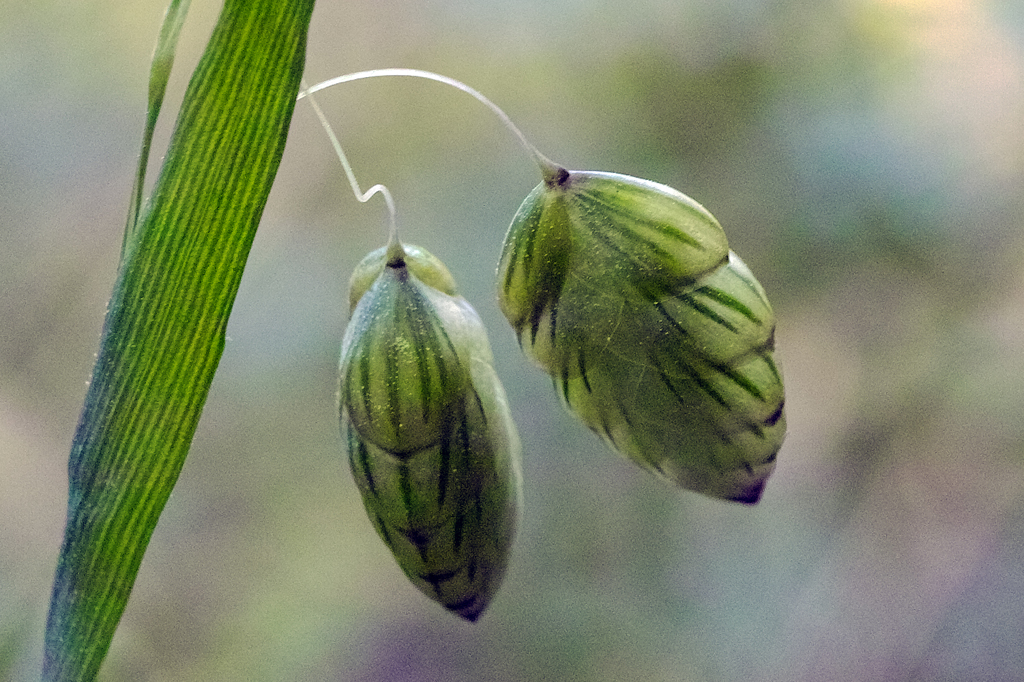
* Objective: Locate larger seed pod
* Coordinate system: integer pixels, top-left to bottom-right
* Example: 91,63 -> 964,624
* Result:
497,169 -> 785,504
340,243 -> 522,621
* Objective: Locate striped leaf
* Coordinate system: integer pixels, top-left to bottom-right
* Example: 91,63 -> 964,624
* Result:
43,3 -> 314,680
340,244 -> 522,620
498,169 -> 785,503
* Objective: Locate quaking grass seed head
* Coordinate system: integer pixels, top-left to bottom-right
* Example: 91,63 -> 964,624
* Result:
340,243 -> 522,620
340,246 -> 469,455
498,170 -> 730,372
497,169 -> 785,504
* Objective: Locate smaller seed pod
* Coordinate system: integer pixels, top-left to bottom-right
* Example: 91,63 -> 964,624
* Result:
497,169 -> 785,504
340,243 -> 522,621
341,245 -> 468,454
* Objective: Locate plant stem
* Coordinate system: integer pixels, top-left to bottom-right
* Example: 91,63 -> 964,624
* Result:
300,68 -> 565,180
300,78 -> 400,248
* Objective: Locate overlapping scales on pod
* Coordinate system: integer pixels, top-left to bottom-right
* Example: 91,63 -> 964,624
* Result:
340,243 -> 522,621
497,169 -> 785,504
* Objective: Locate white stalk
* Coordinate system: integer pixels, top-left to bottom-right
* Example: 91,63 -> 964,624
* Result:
300,68 -> 563,181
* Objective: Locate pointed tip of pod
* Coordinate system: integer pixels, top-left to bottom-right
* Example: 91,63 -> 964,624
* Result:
454,605 -> 485,622
727,479 -> 767,505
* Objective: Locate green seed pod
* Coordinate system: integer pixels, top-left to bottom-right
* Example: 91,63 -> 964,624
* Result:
341,247 -> 468,454
497,169 -> 784,504
341,243 -> 522,621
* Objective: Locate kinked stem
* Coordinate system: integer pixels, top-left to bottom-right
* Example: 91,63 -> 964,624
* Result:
299,69 -> 566,236
300,78 -> 400,250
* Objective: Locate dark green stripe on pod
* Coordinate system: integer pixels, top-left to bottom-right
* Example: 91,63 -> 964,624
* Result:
340,261 -> 468,455
497,170 -> 785,503
340,244 -> 522,621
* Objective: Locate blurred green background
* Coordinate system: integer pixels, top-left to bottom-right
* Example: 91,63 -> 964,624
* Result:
4,0 -> 1024,679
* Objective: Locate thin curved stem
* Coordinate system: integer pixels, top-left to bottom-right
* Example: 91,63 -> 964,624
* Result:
300,79 -> 400,249
300,68 -> 564,182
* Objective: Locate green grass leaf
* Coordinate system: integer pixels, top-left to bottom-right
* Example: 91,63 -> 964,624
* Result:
123,0 -> 192,249
43,1 -> 315,680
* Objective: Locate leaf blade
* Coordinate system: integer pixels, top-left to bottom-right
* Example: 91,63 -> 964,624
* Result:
43,2 -> 315,680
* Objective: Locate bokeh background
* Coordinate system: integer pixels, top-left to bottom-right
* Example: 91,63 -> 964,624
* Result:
4,0 -> 1024,679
